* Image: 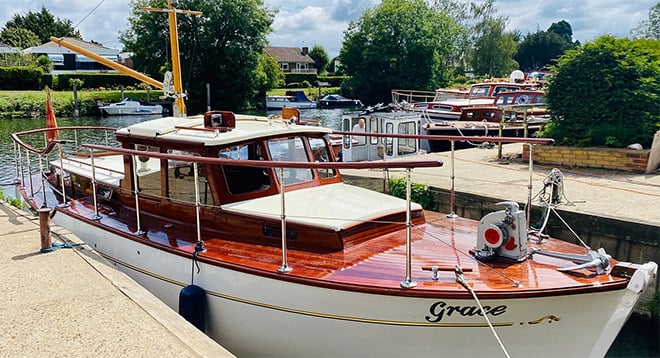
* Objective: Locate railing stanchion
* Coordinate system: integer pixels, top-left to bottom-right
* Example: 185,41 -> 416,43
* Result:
447,140 -> 458,218
193,162 -> 202,243
400,168 -> 416,288
131,155 -> 144,235
497,110 -> 505,159
38,154 -> 47,208
277,167 -> 292,273
57,141 -> 69,207
14,141 -> 21,184
526,143 -> 535,233
89,149 -> 101,220
26,149 -> 34,198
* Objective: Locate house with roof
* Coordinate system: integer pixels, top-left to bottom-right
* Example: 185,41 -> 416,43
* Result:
265,46 -> 316,74
24,37 -> 120,73
0,42 -> 21,54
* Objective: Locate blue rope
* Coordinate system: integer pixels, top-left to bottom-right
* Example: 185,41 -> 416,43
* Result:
40,242 -> 83,253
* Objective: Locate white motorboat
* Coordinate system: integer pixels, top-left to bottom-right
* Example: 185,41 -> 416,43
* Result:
99,98 -> 164,116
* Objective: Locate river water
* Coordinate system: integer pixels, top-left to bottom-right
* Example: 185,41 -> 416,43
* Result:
0,111 -> 656,357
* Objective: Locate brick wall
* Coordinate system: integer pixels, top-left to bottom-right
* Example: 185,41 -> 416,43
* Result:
522,146 -> 650,173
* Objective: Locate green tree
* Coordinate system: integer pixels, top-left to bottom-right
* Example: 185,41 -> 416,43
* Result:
308,45 -> 329,74
467,0 -> 518,77
0,27 -> 40,49
254,53 -> 284,94
543,36 -> 660,148
633,2 -> 660,40
515,30 -> 573,71
120,0 -> 275,112
429,0 -> 474,76
548,20 -> 573,43
340,0 -> 459,104
3,6 -> 80,44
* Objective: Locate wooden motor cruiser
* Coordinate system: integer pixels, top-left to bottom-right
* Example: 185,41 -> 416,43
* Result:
12,114 -> 657,357
14,2 -> 656,356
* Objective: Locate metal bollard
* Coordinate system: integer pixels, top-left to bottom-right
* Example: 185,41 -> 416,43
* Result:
38,208 -> 52,252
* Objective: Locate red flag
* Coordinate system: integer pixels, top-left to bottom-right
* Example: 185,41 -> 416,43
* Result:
45,85 -> 59,142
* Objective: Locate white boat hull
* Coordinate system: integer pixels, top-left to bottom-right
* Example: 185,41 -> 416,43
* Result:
100,99 -> 163,116
266,102 -> 317,109
53,211 -> 654,357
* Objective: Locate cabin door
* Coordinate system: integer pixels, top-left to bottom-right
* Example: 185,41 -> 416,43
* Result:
341,116 -> 372,162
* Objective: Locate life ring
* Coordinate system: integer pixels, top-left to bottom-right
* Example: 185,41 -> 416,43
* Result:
516,95 -> 530,104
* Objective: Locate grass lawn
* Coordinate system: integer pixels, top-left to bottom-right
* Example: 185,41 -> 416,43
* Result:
267,87 -> 340,100
0,89 -> 164,118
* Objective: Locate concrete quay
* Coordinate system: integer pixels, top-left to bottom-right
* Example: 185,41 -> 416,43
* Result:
0,201 -> 234,357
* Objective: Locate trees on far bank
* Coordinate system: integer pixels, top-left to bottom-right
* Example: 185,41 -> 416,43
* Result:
340,0 -> 460,104
120,0 -> 276,112
1,7 -> 80,46
468,0 -> 519,78
544,35 -> 660,148
632,2 -> 660,39
308,45 -> 330,75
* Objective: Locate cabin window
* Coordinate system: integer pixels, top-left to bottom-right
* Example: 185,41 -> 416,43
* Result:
280,63 -> 289,71
309,137 -> 336,179
350,118 -> 366,146
368,117 -> 379,145
470,86 -> 490,97
493,86 -> 518,96
385,123 -> 394,156
134,144 -> 161,198
166,150 -> 210,205
397,122 -> 417,155
268,137 -> 313,185
431,105 -> 453,111
220,143 -> 271,195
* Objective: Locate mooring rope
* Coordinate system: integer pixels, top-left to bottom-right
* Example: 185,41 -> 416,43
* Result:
455,266 -> 511,358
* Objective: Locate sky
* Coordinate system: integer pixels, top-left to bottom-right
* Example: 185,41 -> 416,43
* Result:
0,0 -> 656,58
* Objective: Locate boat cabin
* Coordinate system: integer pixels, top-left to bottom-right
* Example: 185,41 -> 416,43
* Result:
337,112 -> 422,162
51,112 -> 424,254
459,90 -> 548,123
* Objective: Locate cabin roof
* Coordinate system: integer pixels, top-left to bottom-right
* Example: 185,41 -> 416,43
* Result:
116,114 -> 333,146
222,183 -> 422,231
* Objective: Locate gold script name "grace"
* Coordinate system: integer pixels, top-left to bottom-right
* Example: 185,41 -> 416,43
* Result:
425,301 -> 507,322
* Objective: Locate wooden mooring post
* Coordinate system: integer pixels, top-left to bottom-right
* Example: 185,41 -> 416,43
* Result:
38,208 -> 52,252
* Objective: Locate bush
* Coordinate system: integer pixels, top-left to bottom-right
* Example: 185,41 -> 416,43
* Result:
317,75 -> 348,87
543,36 -> 660,148
647,291 -> 660,319
54,73 -> 145,90
388,177 -> 431,209
284,73 -> 316,86
0,66 -> 45,90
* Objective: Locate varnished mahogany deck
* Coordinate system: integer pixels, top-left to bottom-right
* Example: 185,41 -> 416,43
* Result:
48,194 -> 629,300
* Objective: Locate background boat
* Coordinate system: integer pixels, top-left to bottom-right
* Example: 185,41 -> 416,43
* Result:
266,90 -> 317,109
318,94 -> 363,108
99,98 -> 164,116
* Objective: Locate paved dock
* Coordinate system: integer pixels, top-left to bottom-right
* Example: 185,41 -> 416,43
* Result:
344,143 -> 660,226
0,202 -> 234,357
